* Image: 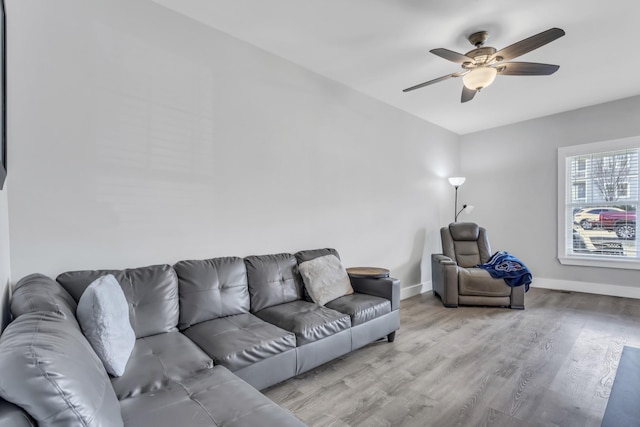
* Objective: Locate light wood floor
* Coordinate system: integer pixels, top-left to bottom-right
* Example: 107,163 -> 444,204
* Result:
264,288 -> 640,427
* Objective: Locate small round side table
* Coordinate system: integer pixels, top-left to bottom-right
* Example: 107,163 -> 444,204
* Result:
346,267 -> 390,279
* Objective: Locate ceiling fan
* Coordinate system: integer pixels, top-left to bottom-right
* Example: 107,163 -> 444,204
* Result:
403,27 -> 566,103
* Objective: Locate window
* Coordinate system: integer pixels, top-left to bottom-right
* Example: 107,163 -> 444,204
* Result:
572,182 -> 586,201
575,159 -> 587,178
558,138 -> 639,269
604,182 -> 630,199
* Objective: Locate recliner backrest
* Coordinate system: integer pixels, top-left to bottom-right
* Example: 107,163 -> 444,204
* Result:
441,222 -> 492,268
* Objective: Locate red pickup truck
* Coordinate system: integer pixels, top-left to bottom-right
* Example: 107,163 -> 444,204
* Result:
598,211 -> 636,239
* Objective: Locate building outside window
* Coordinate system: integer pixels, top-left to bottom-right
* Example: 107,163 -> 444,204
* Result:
558,138 -> 639,269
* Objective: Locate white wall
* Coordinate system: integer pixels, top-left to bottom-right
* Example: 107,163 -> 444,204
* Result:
7,0 -> 458,289
460,96 -> 640,290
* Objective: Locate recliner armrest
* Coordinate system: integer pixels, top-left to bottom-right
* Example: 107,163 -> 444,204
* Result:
349,276 -> 400,311
431,253 -> 459,307
432,254 -> 456,265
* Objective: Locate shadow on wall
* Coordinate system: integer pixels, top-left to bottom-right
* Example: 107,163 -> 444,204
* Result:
1,279 -> 9,331
393,229 -> 426,287
421,227 -> 443,286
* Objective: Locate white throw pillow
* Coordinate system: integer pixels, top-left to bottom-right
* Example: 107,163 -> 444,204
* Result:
298,255 -> 354,306
76,274 -> 135,377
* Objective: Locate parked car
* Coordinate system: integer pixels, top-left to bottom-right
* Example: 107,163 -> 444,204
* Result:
573,207 -> 624,230
598,210 -> 636,239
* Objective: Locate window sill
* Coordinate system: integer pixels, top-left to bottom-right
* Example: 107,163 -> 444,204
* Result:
559,255 -> 640,270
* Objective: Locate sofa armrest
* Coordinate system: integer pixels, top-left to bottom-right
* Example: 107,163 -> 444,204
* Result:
0,399 -> 35,427
431,254 -> 459,307
349,276 -> 400,311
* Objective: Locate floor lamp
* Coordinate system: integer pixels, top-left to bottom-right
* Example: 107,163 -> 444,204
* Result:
448,177 -> 473,222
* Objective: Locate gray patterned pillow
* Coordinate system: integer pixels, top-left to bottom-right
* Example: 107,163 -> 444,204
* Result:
298,255 -> 354,306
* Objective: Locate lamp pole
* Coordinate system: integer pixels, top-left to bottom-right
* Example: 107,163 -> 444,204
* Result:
454,185 -> 459,222
448,177 -> 466,223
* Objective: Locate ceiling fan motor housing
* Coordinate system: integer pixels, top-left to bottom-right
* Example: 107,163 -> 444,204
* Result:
468,30 -> 489,47
463,46 -> 497,67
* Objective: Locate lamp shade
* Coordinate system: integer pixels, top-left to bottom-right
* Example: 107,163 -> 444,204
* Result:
462,67 -> 497,91
448,176 -> 466,187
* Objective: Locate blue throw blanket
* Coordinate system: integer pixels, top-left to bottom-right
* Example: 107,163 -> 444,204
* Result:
477,251 -> 532,292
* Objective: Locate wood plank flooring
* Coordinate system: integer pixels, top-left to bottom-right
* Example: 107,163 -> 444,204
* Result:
263,288 -> 640,427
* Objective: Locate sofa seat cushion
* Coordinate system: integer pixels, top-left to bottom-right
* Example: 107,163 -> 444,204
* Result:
120,367 -> 307,427
183,313 -> 296,372
111,331 -> 213,400
325,293 -> 391,326
458,267 -> 511,297
256,300 -> 351,346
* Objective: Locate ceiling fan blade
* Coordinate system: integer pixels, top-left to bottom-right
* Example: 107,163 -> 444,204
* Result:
430,48 -> 473,64
492,28 -> 565,62
496,62 -> 560,76
402,72 -> 464,92
461,86 -> 476,103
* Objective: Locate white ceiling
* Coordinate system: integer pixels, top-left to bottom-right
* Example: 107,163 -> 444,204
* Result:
152,0 -> 640,135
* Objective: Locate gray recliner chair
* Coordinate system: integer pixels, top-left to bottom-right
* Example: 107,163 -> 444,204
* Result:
431,222 -> 525,309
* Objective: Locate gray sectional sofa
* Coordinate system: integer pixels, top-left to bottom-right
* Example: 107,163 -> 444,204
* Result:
0,248 -> 400,427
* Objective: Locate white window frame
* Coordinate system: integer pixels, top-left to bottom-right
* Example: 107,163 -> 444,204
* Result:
558,136 -> 639,270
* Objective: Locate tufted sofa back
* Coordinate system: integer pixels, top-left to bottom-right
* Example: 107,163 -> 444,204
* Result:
174,256 -> 250,330
244,253 -> 304,313
57,264 -> 179,339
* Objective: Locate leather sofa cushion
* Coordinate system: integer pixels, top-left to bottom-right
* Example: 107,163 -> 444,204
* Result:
245,253 -> 304,312
294,248 -> 340,264
458,267 -> 512,297
174,257 -> 250,329
10,274 -> 78,323
325,294 -> 391,326
111,331 -> 213,400
57,264 -> 179,339
0,399 -> 35,427
0,312 -> 123,427
256,300 -> 351,346
120,367 -> 307,427
183,313 -> 296,372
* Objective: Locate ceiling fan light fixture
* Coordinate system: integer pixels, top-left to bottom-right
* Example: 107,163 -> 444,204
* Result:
462,67 -> 497,91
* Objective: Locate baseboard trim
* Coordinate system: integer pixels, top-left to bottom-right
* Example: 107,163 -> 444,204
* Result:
401,281 -> 432,300
532,277 -> 640,300
401,278 -> 640,301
